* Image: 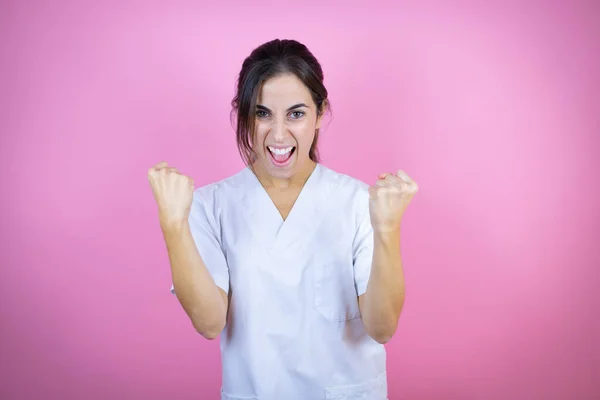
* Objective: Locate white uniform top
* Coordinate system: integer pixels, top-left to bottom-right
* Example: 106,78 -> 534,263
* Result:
171,163 -> 388,400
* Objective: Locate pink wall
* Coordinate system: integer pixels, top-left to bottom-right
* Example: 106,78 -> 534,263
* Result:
1,1 -> 598,399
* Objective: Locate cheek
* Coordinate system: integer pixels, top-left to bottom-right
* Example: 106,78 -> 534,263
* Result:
291,117 -> 315,133
252,124 -> 268,148
294,125 -> 316,149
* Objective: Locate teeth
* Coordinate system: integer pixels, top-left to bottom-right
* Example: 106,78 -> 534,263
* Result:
268,146 -> 293,155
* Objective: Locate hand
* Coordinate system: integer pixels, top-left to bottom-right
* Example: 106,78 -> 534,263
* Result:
368,170 -> 419,233
147,161 -> 195,228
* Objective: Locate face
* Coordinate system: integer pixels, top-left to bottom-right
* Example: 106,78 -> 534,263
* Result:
252,73 -> 324,182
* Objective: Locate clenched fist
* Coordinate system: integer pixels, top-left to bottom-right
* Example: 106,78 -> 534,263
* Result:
368,170 -> 419,233
147,161 -> 195,228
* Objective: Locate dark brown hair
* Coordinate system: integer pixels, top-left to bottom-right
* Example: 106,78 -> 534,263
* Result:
230,39 -> 330,166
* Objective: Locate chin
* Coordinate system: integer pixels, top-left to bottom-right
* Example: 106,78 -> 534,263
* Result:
266,162 -> 297,178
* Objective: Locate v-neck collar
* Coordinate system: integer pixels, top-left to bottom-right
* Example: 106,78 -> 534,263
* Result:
238,163 -> 336,252
256,163 -> 321,222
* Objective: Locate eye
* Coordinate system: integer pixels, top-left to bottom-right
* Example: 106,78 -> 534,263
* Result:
290,111 -> 305,119
256,110 -> 269,118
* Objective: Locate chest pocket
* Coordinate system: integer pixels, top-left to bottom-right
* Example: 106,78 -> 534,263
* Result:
312,227 -> 361,322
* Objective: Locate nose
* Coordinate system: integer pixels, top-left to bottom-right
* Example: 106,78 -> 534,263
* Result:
270,117 -> 289,142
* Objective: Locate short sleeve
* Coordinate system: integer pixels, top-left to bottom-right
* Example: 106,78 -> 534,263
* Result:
170,187 -> 229,296
353,188 -> 374,297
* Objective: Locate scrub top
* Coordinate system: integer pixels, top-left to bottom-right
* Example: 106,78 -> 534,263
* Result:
171,163 -> 388,400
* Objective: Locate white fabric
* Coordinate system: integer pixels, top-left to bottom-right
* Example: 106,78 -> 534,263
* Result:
171,163 -> 387,400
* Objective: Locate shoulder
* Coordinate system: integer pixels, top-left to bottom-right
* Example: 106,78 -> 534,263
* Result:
191,167 -> 249,211
319,163 -> 370,197
318,164 -> 371,213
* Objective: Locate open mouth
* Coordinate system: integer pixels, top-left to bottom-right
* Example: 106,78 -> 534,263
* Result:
267,145 -> 296,166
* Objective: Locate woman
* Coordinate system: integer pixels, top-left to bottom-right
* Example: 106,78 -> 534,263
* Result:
148,38 -> 418,400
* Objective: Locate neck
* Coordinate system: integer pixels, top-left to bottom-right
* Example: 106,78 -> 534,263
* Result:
252,160 -> 317,190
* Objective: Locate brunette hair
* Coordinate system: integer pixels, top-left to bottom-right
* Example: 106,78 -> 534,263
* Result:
230,39 -> 330,166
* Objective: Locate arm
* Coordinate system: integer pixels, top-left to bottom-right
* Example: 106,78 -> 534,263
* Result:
358,228 -> 405,344
163,219 -> 228,340
358,169 -> 418,344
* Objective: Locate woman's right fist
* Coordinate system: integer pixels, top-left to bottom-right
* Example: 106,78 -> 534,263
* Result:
148,161 -> 194,227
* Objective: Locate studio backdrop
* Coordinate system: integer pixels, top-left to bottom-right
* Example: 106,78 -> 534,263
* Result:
1,1 -> 597,399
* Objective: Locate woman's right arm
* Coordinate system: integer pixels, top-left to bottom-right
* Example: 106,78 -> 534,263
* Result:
148,161 -> 228,340
162,220 -> 228,340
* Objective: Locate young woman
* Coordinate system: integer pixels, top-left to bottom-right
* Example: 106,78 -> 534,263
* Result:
148,38 -> 418,400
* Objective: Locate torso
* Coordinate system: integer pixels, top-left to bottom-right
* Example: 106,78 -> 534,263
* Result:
195,163 -> 388,400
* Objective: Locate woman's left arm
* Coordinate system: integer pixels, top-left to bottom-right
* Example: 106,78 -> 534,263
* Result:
358,170 -> 418,344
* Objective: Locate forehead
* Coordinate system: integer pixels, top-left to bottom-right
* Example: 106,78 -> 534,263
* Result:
257,73 -> 313,106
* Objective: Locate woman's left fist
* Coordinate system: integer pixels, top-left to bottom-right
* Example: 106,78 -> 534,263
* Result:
368,169 -> 419,233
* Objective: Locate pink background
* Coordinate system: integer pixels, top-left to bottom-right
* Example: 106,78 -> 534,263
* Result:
1,1 -> 598,399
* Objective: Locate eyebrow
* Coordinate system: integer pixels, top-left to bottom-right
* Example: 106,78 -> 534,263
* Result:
256,103 -> 308,112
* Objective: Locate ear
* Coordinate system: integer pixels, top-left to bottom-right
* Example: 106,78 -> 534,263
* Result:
315,99 -> 328,129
